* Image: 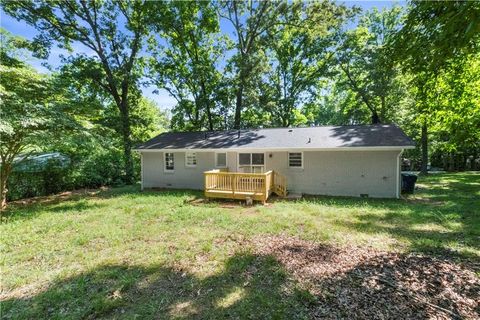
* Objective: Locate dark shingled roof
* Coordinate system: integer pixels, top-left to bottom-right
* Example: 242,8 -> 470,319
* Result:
135,125 -> 415,150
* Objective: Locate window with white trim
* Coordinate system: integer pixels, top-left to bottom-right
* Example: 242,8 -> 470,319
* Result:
288,152 -> 303,168
215,152 -> 227,168
239,153 -> 264,173
185,152 -> 197,167
164,152 -> 174,171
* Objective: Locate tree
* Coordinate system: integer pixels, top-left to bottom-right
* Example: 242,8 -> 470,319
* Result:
334,6 -> 406,124
102,96 -> 169,144
391,1 -> 480,174
2,0 -> 149,183
220,0 -> 285,129
0,34 -> 76,209
425,54 -> 480,171
262,0 -> 351,127
146,0 -> 225,131
302,78 -> 376,126
51,57 -> 169,181
393,1 -> 480,74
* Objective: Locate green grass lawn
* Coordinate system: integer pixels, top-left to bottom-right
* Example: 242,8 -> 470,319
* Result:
1,172 -> 479,319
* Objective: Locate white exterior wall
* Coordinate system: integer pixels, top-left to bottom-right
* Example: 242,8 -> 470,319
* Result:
265,150 -> 401,198
140,149 -> 402,198
142,151 -> 237,190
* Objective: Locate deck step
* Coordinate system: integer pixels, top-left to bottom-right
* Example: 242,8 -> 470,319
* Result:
205,189 -> 263,196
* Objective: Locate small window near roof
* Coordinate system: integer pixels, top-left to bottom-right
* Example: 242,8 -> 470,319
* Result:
288,152 -> 302,168
215,152 -> 227,168
185,152 -> 197,167
164,152 -> 174,171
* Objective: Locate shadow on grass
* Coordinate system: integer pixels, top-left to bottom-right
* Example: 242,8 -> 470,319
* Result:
3,246 -> 477,319
1,254 -> 312,319
3,173 -> 479,261
2,186 -> 203,223
301,173 -> 480,261
265,239 -> 478,319
2,199 -> 109,223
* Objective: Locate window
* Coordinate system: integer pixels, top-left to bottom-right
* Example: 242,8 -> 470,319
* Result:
164,152 -> 174,171
288,152 -> 303,168
215,152 -> 227,168
238,153 -> 264,173
252,153 -> 264,165
239,153 -> 251,166
185,152 -> 197,167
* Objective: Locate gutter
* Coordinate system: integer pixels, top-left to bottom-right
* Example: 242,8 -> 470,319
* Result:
133,146 -> 416,152
396,149 -> 404,199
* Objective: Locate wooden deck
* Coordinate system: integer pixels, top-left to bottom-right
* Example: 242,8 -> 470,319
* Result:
204,170 -> 287,203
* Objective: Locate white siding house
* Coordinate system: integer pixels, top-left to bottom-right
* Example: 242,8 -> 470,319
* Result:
136,125 -> 414,199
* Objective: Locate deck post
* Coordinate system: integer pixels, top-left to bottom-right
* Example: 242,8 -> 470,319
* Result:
272,170 -> 275,190
204,173 -> 208,198
263,173 -> 268,203
232,174 -> 236,199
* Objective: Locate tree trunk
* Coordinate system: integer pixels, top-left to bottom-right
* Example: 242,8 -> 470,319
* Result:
200,83 -> 214,131
420,120 -> 428,175
0,163 -> 11,211
119,103 -> 134,184
449,153 -> 455,171
233,85 -> 243,129
207,108 -> 213,131
371,110 -> 381,124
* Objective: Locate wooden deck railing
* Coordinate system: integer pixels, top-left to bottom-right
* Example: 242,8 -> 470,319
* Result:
273,171 -> 287,197
204,169 -> 286,203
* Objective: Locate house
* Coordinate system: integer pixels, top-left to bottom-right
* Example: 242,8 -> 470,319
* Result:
134,125 -> 415,201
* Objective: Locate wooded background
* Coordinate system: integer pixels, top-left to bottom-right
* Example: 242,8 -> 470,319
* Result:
1,0 -> 479,207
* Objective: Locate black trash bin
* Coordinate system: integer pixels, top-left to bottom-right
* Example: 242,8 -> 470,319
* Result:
401,173 -> 417,194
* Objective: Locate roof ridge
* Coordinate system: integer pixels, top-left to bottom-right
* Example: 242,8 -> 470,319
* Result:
161,124 -> 399,135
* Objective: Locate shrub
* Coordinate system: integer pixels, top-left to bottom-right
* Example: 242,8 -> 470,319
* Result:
6,149 -> 138,201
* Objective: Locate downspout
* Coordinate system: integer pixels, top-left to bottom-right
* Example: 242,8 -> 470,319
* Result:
140,152 -> 144,191
396,150 -> 403,199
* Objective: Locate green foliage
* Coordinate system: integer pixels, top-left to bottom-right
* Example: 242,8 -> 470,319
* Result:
392,1 -> 480,74
0,26 -> 166,204
429,55 -> 480,152
72,148 -> 125,188
390,2 -> 480,171
0,34 -> 80,207
0,63 -> 70,145
7,158 -> 72,201
334,6 -> 408,124
220,0 -> 287,129
0,28 -> 32,67
102,96 -> 168,145
146,0 -> 226,131
261,1 -> 352,127
2,0 -> 151,183
302,80 -> 371,125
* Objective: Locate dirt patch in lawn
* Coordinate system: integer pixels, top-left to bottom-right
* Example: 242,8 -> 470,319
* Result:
186,197 -> 242,208
254,235 -> 479,319
403,196 -> 446,206
186,197 -> 271,212
9,187 -> 109,207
